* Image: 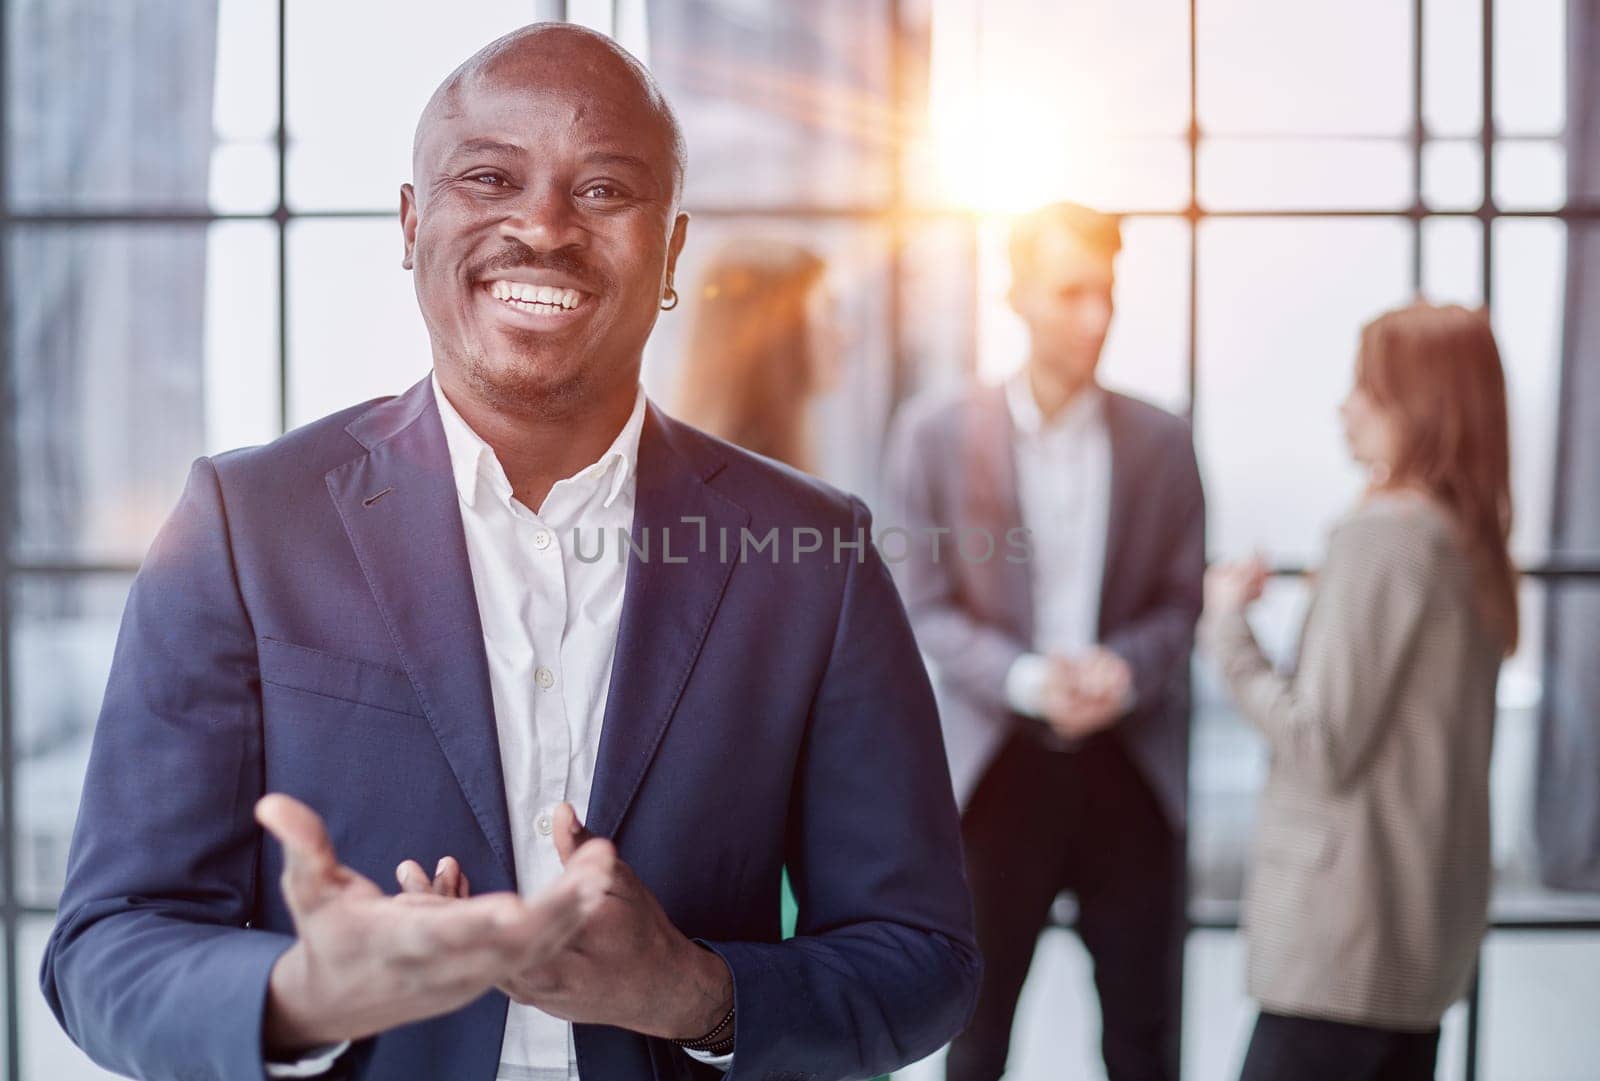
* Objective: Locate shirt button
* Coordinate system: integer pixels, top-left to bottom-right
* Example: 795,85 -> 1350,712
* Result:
535,812 -> 553,836
534,666 -> 555,689
532,529 -> 552,551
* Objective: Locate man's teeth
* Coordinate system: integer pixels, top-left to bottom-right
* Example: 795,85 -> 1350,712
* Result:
486,281 -> 583,310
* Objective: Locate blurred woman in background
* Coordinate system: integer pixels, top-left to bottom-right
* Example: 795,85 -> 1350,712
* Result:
674,237 -> 838,944
1202,303 -> 1518,1081
673,237 -> 837,472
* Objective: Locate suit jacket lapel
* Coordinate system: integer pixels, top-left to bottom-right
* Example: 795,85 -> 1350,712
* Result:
585,405 -> 749,840
326,378 -> 517,889
1098,392 -> 1137,637
968,385 -> 1034,640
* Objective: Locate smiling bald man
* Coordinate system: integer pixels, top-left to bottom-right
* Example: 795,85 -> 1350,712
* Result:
40,23 -> 979,1081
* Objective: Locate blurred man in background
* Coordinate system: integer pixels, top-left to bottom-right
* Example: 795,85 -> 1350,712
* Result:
887,202 -> 1204,1081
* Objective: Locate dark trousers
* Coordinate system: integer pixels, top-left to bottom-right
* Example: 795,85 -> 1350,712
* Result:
1238,1012 -> 1440,1081
945,729 -> 1185,1081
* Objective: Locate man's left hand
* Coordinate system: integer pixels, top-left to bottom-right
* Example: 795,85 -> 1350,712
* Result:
396,804 -> 734,1043
1041,647 -> 1133,740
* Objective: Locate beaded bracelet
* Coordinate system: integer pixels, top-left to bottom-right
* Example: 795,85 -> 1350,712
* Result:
672,1001 -> 736,1055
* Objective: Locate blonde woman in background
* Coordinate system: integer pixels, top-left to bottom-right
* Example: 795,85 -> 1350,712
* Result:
1203,303 -> 1518,1081
673,237 -> 837,472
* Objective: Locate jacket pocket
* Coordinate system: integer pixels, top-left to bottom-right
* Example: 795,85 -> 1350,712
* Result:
258,636 -> 424,717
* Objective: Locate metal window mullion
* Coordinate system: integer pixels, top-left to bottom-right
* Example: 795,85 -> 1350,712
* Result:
5,204 -> 1600,227
0,0 -> 21,1070
276,0 -> 290,437
1187,0 -> 1200,422
885,0 -> 909,433
1480,0 -> 1495,310
1412,0 -> 1426,292
1464,8 -> 1495,1075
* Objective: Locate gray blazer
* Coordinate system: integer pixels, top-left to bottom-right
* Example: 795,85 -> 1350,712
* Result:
1201,493 -> 1502,1029
883,382 -> 1205,829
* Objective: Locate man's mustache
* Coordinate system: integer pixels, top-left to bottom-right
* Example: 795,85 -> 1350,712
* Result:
471,242 -> 611,293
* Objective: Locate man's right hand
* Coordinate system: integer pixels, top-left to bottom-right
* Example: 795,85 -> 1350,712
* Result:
255,793 -> 614,1057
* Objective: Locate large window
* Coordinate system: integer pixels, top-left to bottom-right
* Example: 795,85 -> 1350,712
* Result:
1,2 -> 1595,1079
900,2 -> 1598,1080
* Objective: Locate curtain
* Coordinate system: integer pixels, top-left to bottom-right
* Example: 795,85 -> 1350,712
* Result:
1536,0 -> 1600,891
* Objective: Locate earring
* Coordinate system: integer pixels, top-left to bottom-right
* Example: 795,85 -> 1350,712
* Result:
660,284 -> 679,311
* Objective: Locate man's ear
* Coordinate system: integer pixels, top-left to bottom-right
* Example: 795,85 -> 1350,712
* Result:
665,211 -> 690,285
400,183 -> 419,270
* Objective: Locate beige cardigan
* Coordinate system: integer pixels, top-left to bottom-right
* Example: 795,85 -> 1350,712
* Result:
1201,493 -> 1503,1031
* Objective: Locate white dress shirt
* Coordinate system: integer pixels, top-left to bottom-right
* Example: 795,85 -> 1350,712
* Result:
267,375 -> 730,1078
1001,371 -> 1113,716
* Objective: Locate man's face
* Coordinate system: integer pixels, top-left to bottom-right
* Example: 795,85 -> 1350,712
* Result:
401,63 -> 687,411
1008,227 -> 1115,385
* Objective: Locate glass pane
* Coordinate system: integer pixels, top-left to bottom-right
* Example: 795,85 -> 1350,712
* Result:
989,0 -> 1189,136
1489,578 -> 1549,905
207,140 -> 279,216
1423,0 -> 1483,137
208,0 -> 282,214
20,916 -> 128,1079
565,0 -> 614,36
1196,217 -> 1413,562
1479,933 -> 1600,1077
286,219 -> 432,428
1173,933 -> 1466,1080
1540,578 -> 1600,904
1197,0 -> 1413,136
974,217 -> 1017,385
1436,1001 -> 1470,1081
916,0 -> 1191,210
1421,216 -> 1485,307
1493,140 -> 1567,211
12,574 -> 133,907
7,223 -> 279,563
1491,217 -> 1564,563
214,0 -> 278,144
973,215 -> 1191,416
1008,930 -> 1105,1079
285,1 -> 539,212
648,2 -> 894,210
4,2 -> 235,212
1496,576 -> 1600,917
204,223 -> 283,455
1098,217 -> 1191,415
919,0 -> 1191,212
1492,0 -> 1566,136
1422,139 -> 1484,211
899,218 -> 979,398
1182,931 -> 1254,1081
932,136 -> 1190,215
893,929 -> 1106,1081
642,218 -> 893,503
1192,576 -> 1309,909
1553,225 -> 1600,557
611,0 -> 649,61
1199,139 -> 1414,211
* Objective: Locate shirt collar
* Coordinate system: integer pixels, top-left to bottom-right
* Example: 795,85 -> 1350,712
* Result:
1005,368 -> 1103,438
430,372 -> 647,513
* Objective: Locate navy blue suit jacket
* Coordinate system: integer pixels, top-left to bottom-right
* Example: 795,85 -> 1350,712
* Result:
40,378 -> 980,1081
